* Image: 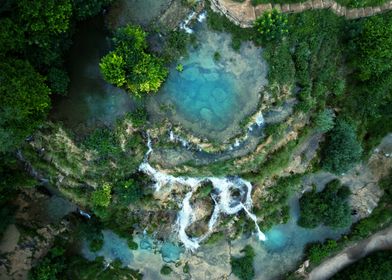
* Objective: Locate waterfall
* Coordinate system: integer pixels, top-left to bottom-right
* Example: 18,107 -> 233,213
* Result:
139,133 -> 266,250
179,11 -> 197,34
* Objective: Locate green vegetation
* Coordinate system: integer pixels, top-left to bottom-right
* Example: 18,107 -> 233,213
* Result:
160,265 -> 173,275
0,59 -> 51,153
256,175 -> 302,229
230,245 -> 255,280
114,178 -> 145,205
322,120 -> 362,174
332,250 -> 392,279
298,179 -> 351,228
176,63 -> 184,72
92,183 -> 112,208
31,239 -> 143,280
254,9 -> 288,42
206,0 -> 254,50
195,181 -> 213,199
99,25 -> 168,97
0,0 -> 115,154
251,0 -> 389,8
162,30 -> 191,62
214,51 -> 221,61
315,109 -> 335,133
306,169 -> 392,265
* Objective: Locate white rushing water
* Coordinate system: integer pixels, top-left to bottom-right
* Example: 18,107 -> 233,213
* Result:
139,133 -> 266,251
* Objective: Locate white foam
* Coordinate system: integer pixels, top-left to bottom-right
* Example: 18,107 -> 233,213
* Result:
139,133 -> 266,250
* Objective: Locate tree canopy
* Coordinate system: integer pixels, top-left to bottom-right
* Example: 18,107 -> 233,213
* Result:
0,59 -> 51,153
322,120 -> 362,174
99,25 -> 168,97
230,245 -> 255,280
298,179 -> 351,229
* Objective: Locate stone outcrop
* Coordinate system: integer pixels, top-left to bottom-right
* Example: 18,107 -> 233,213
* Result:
210,0 -> 392,28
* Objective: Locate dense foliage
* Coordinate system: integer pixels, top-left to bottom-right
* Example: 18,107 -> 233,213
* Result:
331,250 -> 392,279
298,179 -> 351,229
254,9 -> 288,42
0,0 -> 114,154
0,59 -> 51,153
230,245 -> 255,280
99,25 -> 168,97
30,238 -> 143,280
306,168 -> 392,265
322,120 -> 362,174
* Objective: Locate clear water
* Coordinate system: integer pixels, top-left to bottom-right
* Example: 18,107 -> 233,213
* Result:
232,194 -> 350,280
160,242 -> 183,263
148,22 -> 268,142
50,17 -> 134,130
82,230 -> 134,265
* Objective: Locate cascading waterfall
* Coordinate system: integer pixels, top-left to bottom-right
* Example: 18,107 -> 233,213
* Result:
139,133 -> 266,251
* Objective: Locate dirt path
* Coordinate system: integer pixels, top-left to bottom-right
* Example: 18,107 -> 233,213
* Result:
211,0 -> 392,28
307,225 -> 392,280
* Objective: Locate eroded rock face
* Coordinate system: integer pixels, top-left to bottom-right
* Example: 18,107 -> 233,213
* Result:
0,189 -> 69,280
343,134 -> 392,219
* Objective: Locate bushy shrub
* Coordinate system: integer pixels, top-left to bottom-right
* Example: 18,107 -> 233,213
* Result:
100,25 -> 168,97
160,265 -> 172,275
92,183 -> 112,208
230,245 -> 255,280
332,251 -> 392,280
315,109 -> 335,132
254,9 -> 288,42
322,120 -> 362,174
298,179 -> 351,229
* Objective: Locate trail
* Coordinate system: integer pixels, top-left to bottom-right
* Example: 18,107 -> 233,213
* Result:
211,0 -> 392,28
308,225 -> 392,280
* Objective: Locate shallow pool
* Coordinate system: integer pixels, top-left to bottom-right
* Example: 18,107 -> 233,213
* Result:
148,22 -> 268,142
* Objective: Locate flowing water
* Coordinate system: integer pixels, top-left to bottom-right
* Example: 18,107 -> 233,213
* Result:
59,6 -> 348,280
148,21 -> 268,142
140,133 -> 266,251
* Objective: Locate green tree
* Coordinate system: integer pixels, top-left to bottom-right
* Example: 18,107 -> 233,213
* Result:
99,52 -> 127,87
332,251 -> 392,280
350,15 -> 392,81
47,68 -> 70,95
115,179 -> 144,205
92,183 -> 112,208
160,265 -> 172,275
99,25 -> 168,97
254,9 -> 288,42
230,245 -> 255,280
315,109 -> 335,132
72,0 -> 113,20
322,120 -> 362,174
0,18 -> 25,53
298,180 -> 351,229
0,59 -> 51,153
16,0 -> 72,48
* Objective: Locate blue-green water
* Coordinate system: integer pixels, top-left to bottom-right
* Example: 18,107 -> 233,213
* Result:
148,22 -> 268,142
232,194 -> 350,280
51,17 -> 134,130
